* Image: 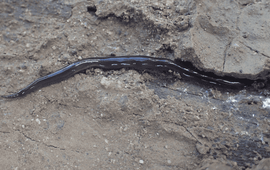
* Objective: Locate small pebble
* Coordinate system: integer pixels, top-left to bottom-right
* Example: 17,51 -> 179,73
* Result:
35,118 -> 41,124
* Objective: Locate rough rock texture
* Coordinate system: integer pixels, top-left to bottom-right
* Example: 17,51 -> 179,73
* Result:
1,0 -> 270,169
192,0 -> 270,79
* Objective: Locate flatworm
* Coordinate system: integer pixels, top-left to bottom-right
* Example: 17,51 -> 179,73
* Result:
1,56 -> 246,98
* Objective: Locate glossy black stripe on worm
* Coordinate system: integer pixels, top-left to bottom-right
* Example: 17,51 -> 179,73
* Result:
1,56 -> 246,98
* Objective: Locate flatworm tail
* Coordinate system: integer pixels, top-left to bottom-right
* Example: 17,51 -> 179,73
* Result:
2,56 -> 246,98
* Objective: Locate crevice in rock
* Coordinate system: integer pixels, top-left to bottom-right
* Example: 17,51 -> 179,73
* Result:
19,130 -> 67,150
237,1 -> 254,7
183,126 -> 202,145
261,53 -> 270,58
241,42 -> 270,59
223,40 -> 233,72
20,131 -> 37,142
44,144 -> 61,149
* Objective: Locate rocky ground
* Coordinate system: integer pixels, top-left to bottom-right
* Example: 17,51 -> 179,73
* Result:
1,0 -> 270,169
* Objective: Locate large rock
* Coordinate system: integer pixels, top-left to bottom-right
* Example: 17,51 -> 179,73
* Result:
191,0 -> 270,79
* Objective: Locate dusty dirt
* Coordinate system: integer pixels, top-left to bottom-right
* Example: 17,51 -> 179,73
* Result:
1,0 -> 270,169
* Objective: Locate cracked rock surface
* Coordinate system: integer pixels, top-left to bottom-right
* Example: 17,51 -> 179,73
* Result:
192,0 -> 270,79
1,0 -> 270,169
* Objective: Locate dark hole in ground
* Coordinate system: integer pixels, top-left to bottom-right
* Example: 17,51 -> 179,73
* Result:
87,6 -> 97,13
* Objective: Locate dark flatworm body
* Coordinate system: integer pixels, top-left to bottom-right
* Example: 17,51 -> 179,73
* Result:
2,56 -> 245,98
